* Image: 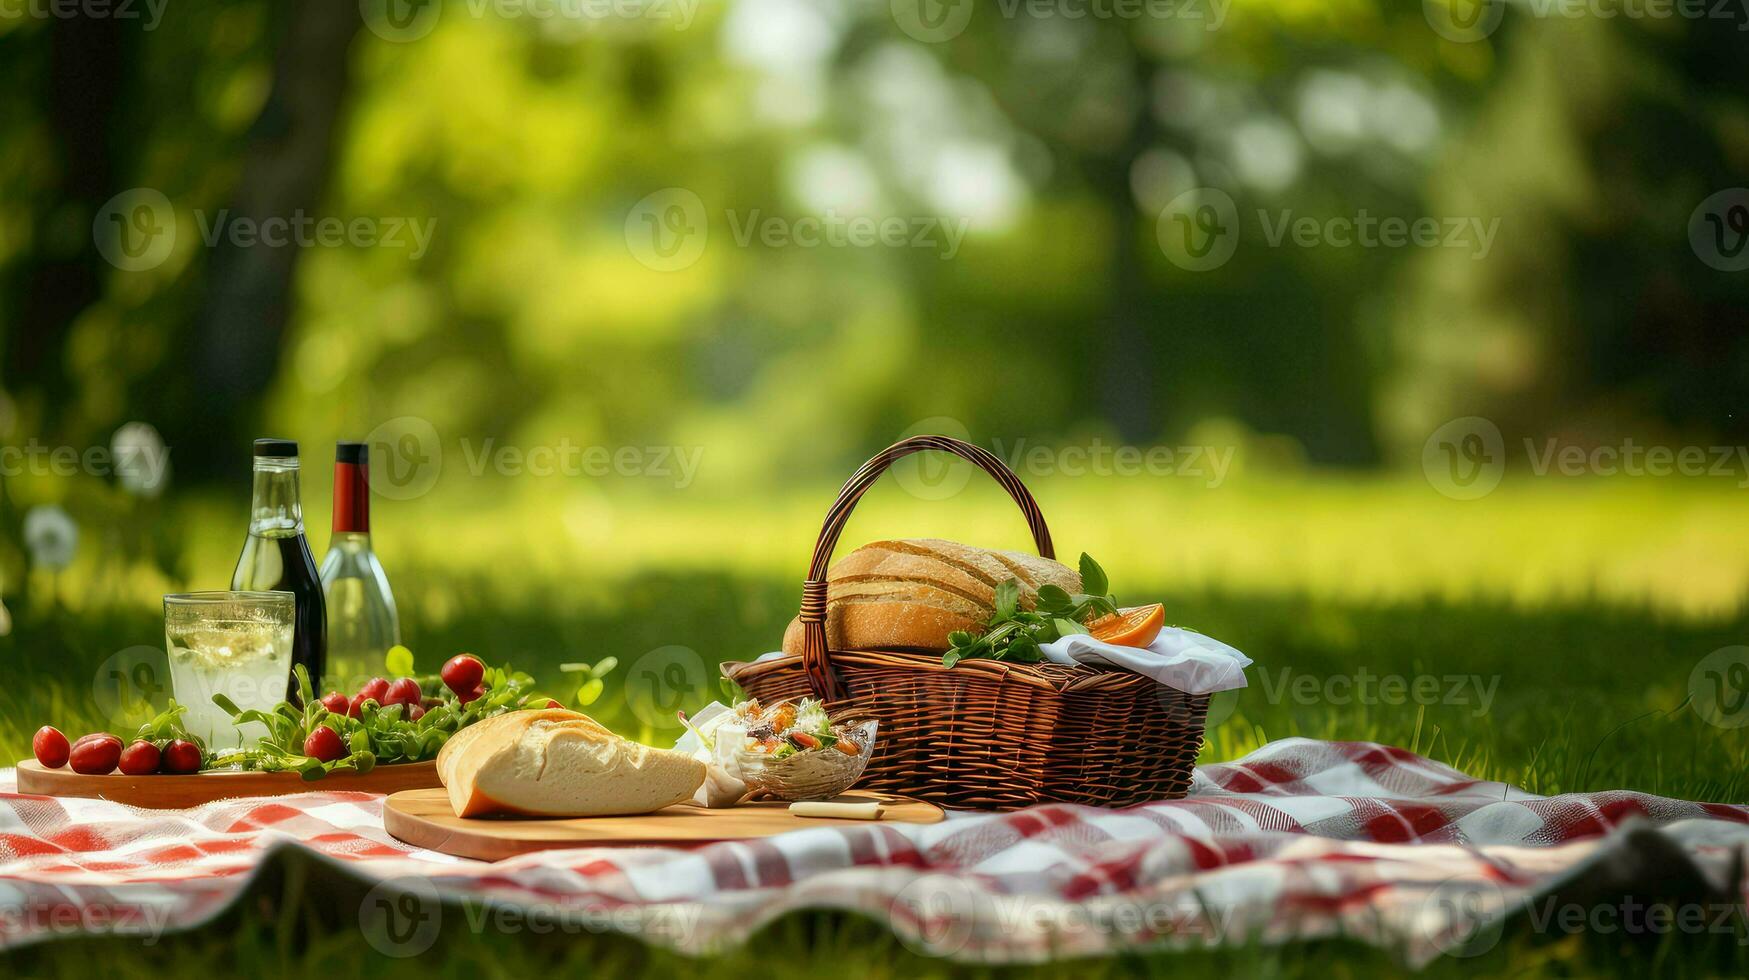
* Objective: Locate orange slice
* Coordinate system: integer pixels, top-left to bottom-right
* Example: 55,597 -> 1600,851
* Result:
1088,603 -> 1165,648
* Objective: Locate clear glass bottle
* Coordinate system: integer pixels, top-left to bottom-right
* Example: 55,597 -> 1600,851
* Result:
319,441 -> 400,690
231,439 -> 327,703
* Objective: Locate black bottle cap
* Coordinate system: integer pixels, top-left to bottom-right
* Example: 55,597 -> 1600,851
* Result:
253,438 -> 299,458
336,441 -> 368,464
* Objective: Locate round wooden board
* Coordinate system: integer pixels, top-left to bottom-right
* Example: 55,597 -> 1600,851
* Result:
384,789 -> 946,859
14,759 -> 441,808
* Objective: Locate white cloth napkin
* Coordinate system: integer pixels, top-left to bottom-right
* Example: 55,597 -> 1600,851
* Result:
1038,626 -> 1251,695
750,626 -> 1250,695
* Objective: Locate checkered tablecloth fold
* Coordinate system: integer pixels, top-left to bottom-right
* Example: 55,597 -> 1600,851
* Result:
2,737 -> 1744,964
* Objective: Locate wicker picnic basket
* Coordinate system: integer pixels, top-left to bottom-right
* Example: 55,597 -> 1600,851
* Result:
721,435 -> 1209,811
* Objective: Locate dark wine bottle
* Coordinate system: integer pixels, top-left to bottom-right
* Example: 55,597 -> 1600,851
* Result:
231,438 -> 327,704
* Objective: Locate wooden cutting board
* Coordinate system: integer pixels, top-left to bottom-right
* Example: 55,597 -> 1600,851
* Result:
383,789 -> 946,859
14,759 -> 441,808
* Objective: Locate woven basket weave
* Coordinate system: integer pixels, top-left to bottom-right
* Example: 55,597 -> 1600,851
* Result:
722,435 -> 1208,811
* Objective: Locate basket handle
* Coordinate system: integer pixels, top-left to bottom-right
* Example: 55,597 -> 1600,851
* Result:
798,435 -> 1056,700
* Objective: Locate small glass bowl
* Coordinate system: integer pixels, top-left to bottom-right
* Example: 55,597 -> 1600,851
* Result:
734,719 -> 878,801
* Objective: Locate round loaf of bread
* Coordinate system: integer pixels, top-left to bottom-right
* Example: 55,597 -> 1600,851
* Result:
780,538 -> 1082,655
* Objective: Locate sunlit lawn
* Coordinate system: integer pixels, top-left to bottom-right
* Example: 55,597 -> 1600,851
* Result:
3,472 -> 1747,976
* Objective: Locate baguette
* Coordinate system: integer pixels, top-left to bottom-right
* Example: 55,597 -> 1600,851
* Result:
436,708 -> 705,818
781,538 -> 1081,655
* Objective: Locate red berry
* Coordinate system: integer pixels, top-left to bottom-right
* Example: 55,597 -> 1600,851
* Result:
160,739 -> 203,774
347,693 -> 376,719
358,677 -> 391,703
406,704 -> 426,722
69,733 -> 122,775
385,677 -> 421,706
441,655 -> 485,696
303,725 -> 346,762
319,691 -> 349,715
118,740 -> 161,776
32,726 -> 70,769
456,684 -> 484,706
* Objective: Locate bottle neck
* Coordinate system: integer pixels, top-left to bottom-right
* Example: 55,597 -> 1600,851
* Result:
332,460 -> 371,534
249,458 -> 305,535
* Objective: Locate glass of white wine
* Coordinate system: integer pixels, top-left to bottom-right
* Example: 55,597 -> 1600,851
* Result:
163,591 -> 295,751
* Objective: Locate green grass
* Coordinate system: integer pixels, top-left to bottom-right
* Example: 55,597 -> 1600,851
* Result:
4,474 -> 1749,976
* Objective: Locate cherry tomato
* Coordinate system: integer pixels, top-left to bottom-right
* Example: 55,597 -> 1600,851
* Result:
32,726 -> 70,769
456,685 -> 485,706
69,733 -> 123,775
303,725 -> 346,762
319,691 -> 349,715
118,740 -> 161,776
385,677 -> 421,706
406,704 -> 426,722
441,655 -> 485,696
160,739 -> 203,774
358,677 -> 391,703
347,693 -> 376,719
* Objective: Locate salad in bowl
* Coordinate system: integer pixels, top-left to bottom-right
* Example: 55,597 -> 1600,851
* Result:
678,697 -> 876,805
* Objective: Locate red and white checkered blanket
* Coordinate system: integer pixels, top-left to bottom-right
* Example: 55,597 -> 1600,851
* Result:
2,738 -> 1745,964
